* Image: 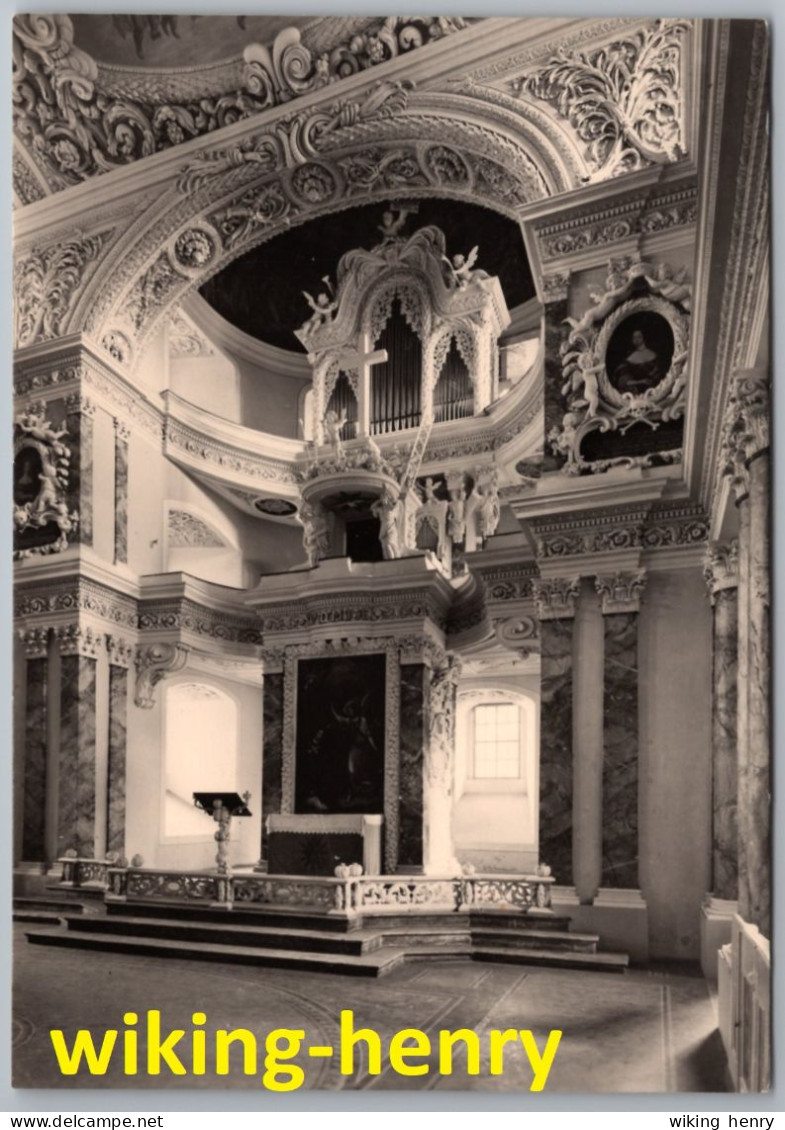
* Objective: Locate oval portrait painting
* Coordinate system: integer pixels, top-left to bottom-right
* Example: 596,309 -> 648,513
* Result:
606,311 -> 675,396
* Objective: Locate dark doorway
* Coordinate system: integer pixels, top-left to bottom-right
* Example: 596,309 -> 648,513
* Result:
346,516 -> 383,563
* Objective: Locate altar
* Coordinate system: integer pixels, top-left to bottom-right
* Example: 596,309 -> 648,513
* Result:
266,813 -> 383,876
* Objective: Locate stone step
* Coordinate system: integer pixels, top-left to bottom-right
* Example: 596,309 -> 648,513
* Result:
14,896 -> 85,914
63,914 -> 383,955
26,927 -> 405,978
471,927 -> 599,953
471,945 -> 629,973
13,910 -> 65,925
468,910 -> 574,932
106,899 -> 362,933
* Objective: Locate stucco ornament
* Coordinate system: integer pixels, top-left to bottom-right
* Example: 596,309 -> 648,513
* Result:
14,234 -> 105,347
13,411 -> 79,559
517,19 -> 690,181
13,15 -> 469,192
550,257 -> 691,475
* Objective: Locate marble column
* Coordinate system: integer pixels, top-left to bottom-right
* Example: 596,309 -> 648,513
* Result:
261,663 -> 284,864
114,420 -> 129,565
56,626 -> 102,857
595,571 -> 646,890
540,274 -> 570,474
534,577 -> 579,884
422,656 -> 460,875
572,578 -> 604,903
704,542 -> 739,899
19,629 -> 49,863
398,663 -> 425,870
106,637 -> 132,856
65,394 -> 95,548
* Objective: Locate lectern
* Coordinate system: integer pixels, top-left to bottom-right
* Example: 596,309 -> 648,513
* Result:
193,791 -> 252,875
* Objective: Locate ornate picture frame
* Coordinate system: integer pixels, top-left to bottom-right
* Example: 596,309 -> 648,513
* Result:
13,410 -> 78,559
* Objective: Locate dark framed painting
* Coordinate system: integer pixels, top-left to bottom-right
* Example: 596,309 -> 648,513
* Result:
606,310 -> 675,396
294,653 -> 386,815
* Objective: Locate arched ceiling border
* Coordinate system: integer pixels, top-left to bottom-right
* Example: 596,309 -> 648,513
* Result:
69,89 -> 577,358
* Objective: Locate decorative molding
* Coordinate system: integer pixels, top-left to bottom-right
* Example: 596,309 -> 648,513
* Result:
533,183 -> 698,263
167,508 -> 226,549
13,16 -> 471,192
113,418 -> 131,444
65,393 -> 97,418
134,642 -> 190,708
424,656 -> 459,789
14,234 -> 108,348
494,614 -> 539,652
516,19 -> 690,182
164,416 -> 299,487
703,540 -> 739,601
531,506 -> 648,559
642,503 -> 709,550
595,570 -> 647,614
13,149 -> 47,205
532,576 -> 580,620
138,598 -> 262,647
258,589 -> 449,635
475,564 -> 536,602
280,638 -> 401,871
14,577 -> 139,632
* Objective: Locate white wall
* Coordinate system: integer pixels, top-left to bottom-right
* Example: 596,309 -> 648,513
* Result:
125,669 -> 263,871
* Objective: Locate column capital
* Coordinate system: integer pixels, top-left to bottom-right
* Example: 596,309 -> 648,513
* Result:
106,634 -> 135,668
533,576 -> 580,620
540,271 -> 570,303
595,570 -> 647,615
113,417 -> 131,443
55,623 -> 104,658
703,539 -> 739,601
65,392 -> 96,418
18,627 -> 49,659
720,369 -> 770,501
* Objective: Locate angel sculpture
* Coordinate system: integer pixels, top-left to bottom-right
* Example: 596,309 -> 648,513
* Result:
644,263 -> 692,311
323,408 -> 348,448
563,353 -> 604,418
443,246 -> 488,290
378,203 -> 418,243
301,287 -> 338,335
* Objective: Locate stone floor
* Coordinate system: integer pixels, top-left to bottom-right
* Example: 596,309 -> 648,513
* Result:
13,924 -> 728,1093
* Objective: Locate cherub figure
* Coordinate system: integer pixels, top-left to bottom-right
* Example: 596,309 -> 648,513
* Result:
378,203 -> 418,243
302,289 -> 338,335
644,263 -> 692,310
443,246 -> 488,290
323,408 -> 348,448
563,353 -> 604,418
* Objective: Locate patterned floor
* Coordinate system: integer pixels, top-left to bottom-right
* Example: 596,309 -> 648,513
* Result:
13,924 -> 727,1093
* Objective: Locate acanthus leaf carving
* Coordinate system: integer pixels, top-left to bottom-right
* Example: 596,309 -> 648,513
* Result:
14,234 -> 106,347
595,570 -> 647,614
532,577 -> 580,620
516,19 -> 690,181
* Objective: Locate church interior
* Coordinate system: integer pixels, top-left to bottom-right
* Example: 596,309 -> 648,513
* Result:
12,15 -> 770,1093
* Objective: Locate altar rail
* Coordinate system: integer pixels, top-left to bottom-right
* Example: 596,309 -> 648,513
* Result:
88,866 -> 554,915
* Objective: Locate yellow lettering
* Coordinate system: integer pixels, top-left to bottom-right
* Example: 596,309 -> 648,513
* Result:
340,1010 -> 381,1076
520,1029 -> 562,1092
489,1028 -> 519,1075
438,1028 -> 481,1075
50,1029 -> 118,1075
215,1029 -> 257,1075
263,1029 -> 305,1092
389,1029 -> 430,1076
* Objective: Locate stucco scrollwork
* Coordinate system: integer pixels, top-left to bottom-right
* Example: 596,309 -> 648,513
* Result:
14,410 -> 79,559
13,11 -> 467,192
14,234 -> 106,347
516,19 -> 690,181
134,642 -> 190,709
551,258 -> 691,475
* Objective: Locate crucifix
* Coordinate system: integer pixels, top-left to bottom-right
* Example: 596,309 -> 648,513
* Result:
337,331 -> 388,438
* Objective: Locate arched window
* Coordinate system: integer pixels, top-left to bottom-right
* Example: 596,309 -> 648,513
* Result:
163,682 -> 239,838
470,700 -> 523,779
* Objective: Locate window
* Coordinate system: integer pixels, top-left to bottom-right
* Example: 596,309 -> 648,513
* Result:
163,682 -> 238,838
471,701 -> 522,779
